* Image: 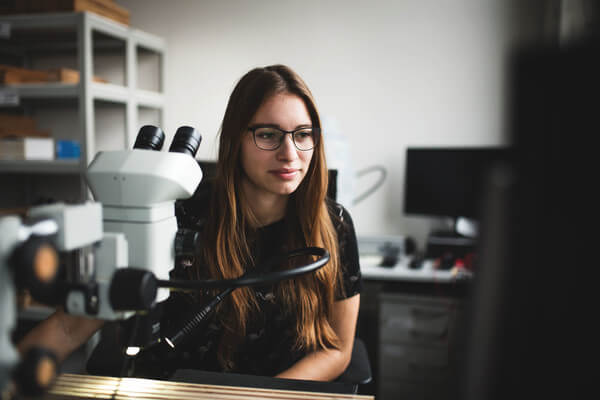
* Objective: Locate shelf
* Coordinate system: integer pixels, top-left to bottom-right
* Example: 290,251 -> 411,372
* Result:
0,159 -> 81,174
0,12 -> 80,30
0,11 -> 165,207
136,89 -> 164,108
1,82 -> 79,98
91,81 -> 128,103
0,12 -> 127,36
2,83 -> 164,106
131,29 -> 165,53
1,12 -> 163,51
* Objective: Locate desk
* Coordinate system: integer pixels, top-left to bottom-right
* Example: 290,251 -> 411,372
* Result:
360,255 -> 472,283
43,373 -> 374,400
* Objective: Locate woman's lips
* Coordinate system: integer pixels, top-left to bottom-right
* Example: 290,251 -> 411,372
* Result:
269,168 -> 298,180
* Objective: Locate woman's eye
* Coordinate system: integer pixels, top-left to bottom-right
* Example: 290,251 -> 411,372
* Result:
295,130 -> 312,139
257,131 -> 276,139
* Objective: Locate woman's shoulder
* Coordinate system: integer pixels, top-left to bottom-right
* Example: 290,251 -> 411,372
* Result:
326,199 -> 362,299
325,197 -> 355,229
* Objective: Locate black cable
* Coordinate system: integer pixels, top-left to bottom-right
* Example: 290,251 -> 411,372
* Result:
160,246 -> 329,349
164,287 -> 233,348
119,313 -> 141,378
157,246 -> 329,291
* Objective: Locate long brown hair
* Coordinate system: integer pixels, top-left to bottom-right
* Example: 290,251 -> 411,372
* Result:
195,65 -> 342,370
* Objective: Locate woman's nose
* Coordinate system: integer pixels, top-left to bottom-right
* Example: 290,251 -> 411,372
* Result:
277,134 -> 298,159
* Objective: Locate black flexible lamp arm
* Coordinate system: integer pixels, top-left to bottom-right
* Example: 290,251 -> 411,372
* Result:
158,246 -> 329,350
157,246 -> 329,291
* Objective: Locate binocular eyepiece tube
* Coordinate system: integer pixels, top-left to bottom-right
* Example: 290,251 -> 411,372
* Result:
133,125 -> 202,158
169,126 -> 202,157
133,125 -> 166,151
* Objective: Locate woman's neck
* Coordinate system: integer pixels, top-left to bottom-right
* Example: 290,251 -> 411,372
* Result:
242,181 -> 288,227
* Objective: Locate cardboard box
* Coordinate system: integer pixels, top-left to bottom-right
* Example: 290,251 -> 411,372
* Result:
0,113 -> 37,131
0,128 -> 50,139
2,0 -> 130,26
0,113 -> 49,139
47,68 -> 108,84
47,67 -> 81,84
1,65 -> 106,84
0,64 -> 52,84
0,137 -> 55,160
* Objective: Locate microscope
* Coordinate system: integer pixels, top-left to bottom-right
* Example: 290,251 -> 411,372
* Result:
0,125 -> 329,397
0,125 -> 202,395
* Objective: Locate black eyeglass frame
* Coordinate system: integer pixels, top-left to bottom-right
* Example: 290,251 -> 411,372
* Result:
247,125 -> 320,151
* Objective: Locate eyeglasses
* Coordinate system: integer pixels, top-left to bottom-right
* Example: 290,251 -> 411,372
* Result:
247,125 -> 319,151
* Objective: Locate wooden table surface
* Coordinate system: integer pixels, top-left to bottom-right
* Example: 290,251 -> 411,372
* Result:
43,373 -> 375,400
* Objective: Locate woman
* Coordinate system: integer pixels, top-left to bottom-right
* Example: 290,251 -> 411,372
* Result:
19,64 -> 361,381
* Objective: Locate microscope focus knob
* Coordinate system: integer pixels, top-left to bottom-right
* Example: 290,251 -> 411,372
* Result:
14,347 -> 58,396
10,236 -> 61,305
109,269 -> 158,311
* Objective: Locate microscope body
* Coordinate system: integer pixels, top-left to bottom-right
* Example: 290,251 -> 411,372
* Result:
69,149 -> 202,318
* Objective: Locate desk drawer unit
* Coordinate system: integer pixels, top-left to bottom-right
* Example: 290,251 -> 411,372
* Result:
379,343 -> 450,383
378,293 -> 463,400
380,299 -> 450,344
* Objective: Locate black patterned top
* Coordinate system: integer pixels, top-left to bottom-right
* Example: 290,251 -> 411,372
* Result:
133,190 -> 362,378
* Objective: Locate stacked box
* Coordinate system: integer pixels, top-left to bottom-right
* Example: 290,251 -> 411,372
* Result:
0,113 -> 55,160
0,0 -> 130,26
0,137 -> 55,160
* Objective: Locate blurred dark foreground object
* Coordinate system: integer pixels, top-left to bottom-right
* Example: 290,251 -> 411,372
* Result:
459,38 -> 597,400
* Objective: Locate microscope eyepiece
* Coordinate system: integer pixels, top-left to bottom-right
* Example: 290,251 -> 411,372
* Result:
169,126 -> 202,157
133,125 -> 165,151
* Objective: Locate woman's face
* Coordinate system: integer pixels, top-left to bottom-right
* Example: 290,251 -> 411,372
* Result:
240,92 -> 314,201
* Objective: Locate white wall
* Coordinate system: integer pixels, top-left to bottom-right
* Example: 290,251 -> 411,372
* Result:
117,0 -> 512,246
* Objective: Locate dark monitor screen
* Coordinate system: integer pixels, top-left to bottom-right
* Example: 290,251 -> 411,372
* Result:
403,147 -> 512,219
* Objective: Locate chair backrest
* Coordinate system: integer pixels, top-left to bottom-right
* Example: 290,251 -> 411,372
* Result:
335,337 -> 372,394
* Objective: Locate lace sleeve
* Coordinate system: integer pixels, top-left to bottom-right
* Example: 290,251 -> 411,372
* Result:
328,200 -> 362,300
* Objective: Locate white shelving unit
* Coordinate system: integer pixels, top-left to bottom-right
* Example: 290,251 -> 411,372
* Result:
0,11 -> 166,205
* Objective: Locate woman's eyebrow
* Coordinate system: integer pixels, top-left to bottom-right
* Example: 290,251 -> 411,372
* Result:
249,123 -> 280,129
250,123 -> 312,129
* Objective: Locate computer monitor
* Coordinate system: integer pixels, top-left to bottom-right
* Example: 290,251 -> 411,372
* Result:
403,147 -> 512,233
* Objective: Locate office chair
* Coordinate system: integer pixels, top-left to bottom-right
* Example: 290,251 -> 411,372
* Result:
335,337 -> 372,394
